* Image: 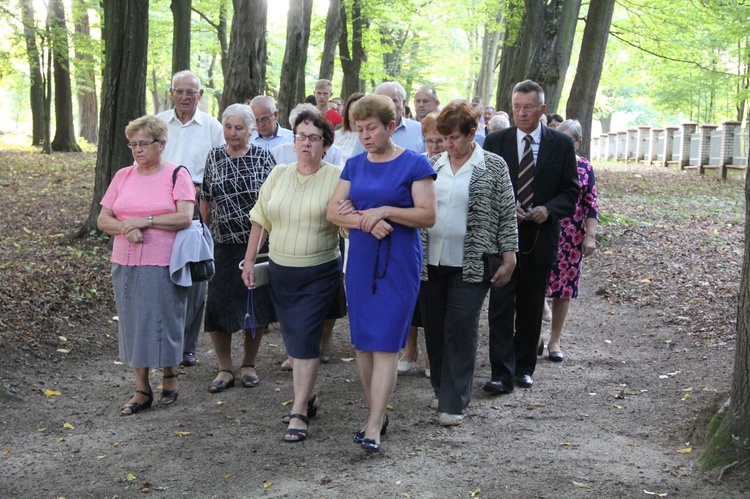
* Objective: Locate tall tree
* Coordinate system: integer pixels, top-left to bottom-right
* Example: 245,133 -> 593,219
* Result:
525,0 -> 581,113
19,0 -> 46,146
339,0 -> 366,101
699,126 -> 750,470
77,0 -> 148,237
220,0 -> 267,113
475,10 -> 504,105
495,0 -> 580,113
48,0 -> 82,152
72,0 -> 99,145
171,0 -> 192,74
565,0 -> 615,158
318,0 -> 342,81
193,0 -> 229,108
278,0 -> 313,129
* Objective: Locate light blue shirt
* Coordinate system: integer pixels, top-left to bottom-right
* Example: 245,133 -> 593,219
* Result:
251,125 -> 294,151
270,142 -> 344,167
351,117 -> 426,156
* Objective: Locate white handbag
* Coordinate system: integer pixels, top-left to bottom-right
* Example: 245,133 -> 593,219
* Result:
239,225 -> 269,288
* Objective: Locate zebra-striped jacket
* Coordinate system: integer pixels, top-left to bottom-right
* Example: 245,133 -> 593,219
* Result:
421,149 -> 518,283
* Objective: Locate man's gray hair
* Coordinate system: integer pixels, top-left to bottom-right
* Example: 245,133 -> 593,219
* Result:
249,95 -> 277,113
171,70 -> 201,90
376,81 -> 406,103
556,119 -> 583,142
222,103 -> 256,131
487,114 -> 511,133
289,103 -> 320,128
512,79 -> 545,105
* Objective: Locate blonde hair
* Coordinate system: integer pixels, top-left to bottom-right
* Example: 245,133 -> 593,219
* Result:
421,112 -> 440,136
350,94 -> 396,127
315,79 -> 333,92
125,115 -> 168,143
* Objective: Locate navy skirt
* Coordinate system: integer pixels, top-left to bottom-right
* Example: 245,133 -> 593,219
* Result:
270,257 -> 341,359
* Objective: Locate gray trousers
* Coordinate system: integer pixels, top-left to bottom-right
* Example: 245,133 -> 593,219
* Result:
183,280 -> 207,354
420,265 -> 489,414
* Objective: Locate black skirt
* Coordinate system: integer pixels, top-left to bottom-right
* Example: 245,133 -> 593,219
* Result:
204,243 -> 277,333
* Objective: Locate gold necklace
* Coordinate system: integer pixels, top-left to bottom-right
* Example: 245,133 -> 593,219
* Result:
293,166 -> 320,192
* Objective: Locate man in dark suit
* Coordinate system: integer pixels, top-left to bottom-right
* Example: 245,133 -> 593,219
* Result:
482,80 -> 579,393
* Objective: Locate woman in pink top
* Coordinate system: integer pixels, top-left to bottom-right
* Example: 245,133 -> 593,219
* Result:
98,115 -> 195,416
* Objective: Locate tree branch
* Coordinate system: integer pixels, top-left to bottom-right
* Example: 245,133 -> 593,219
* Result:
192,7 -> 218,31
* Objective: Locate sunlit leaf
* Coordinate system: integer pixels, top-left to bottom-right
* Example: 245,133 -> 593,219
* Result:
44,389 -> 61,397
126,473 -> 136,481
572,481 -> 588,488
63,422 -> 74,429
56,349 -> 70,354
677,448 -> 692,454
174,431 -> 191,438
469,488 -> 480,497
263,481 -> 271,488
282,399 -> 294,406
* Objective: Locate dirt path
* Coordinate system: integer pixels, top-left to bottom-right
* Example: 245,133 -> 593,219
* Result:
1,261 -> 746,498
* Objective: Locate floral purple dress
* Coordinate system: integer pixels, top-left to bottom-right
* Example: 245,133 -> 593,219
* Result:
546,156 -> 599,299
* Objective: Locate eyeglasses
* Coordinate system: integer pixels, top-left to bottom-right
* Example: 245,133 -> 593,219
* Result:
127,140 -> 158,150
257,115 -> 274,126
294,133 -> 323,143
425,139 -> 444,147
173,88 -> 199,96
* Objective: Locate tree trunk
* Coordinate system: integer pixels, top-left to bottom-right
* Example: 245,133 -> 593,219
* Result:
565,0 -> 615,159
525,0 -> 581,114
495,0 -> 532,113
220,0 -> 267,114
150,67 -> 169,114
76,0 -> 148,238
171,0 -> 192,74
20,0 -> 47,147
192,0 -> 228,111
339,0 -> 366,101
49,0 -> 82,152
699,126 -> 750,470
278,0 -> 313,129
319,0 -> 342,82
476,10 -> 504,106
73,0 -> 99,145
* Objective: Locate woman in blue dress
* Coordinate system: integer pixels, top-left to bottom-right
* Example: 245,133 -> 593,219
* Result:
327,94 -> 437,453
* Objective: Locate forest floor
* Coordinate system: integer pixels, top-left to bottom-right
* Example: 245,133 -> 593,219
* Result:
1,145 -> 749,498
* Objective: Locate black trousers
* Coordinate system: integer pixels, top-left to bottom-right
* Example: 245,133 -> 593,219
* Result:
420,265 -> 489,414
487,250 -> 552,383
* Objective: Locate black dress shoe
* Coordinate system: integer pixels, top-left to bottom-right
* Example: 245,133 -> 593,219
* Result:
514,374 -> 533,388
548,351 -> 564,362
483,380 -> 514,394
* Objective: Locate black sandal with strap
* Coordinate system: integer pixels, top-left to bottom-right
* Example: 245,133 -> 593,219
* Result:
160,374 -> 179,405
284,413 -> 309,443
281,394 -> 318,424
121,389 -> 153,416
207,369 -> 235,393
240,364 -> 260,388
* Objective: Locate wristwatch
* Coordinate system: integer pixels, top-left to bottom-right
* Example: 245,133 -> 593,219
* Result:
147,215 -> 153,228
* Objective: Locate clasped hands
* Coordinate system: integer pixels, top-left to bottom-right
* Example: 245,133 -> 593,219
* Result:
516,205 -> 549,224
337,199 -> 392,240
120,217 -> 147,243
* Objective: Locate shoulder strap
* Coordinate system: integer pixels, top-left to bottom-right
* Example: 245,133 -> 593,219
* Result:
171,165 -> 204,226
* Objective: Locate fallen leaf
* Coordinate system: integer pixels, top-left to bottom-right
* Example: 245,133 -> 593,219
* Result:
44,389 -> 61,398
604,339 -> 612,344
174,431 -> 191,438
644,491 -> 668,497
533,401 -> 541,406
281,399 -> 294,406
613,404 -> 622,409
97,455 -> 107,459
341,357 -> 354,362
641,278 -> 651,283
469,488 -> 480,497
4,449 -> 10,456
616,390 -> 626,399
63,422 -> 74,429
677,448 -> 692,454
681,387 -> 693,392
560,442 -> 572,446
267,343 -> 278,347
58,336 -> 67,342
274,388 -> 280,392
401,494 -> 410,498
572,481 -> 588,488
262,481 -> 271,488
56,349 -> 70,354
681,394 -> 691,401
217,401 -> 224,405
37,428 -> 47,432
114,361 -> 123,365
127,473 -> 136,481
224,474 -> 231,479
113,316 -> 119,321
387,404 -> 394,410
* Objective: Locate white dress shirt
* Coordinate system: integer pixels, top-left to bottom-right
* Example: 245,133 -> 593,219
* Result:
515,123 -> 543,166
157,108 -> 225,184
270,142 -> 344,167
426,145 -> 485,267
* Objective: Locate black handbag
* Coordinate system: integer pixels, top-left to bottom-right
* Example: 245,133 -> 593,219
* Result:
482,253 -> 503,285
172,165 -> 215,282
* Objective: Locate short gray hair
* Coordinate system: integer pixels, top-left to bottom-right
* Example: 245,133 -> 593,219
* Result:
249,95 -> 276,113
171,70 -> 201,90
376,81 -> 406,103
222,103 -> 256,131
487,114 -> 510,133
556,119 -> 583,142
512,79 -> 545,106
289,103 -> 320,128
